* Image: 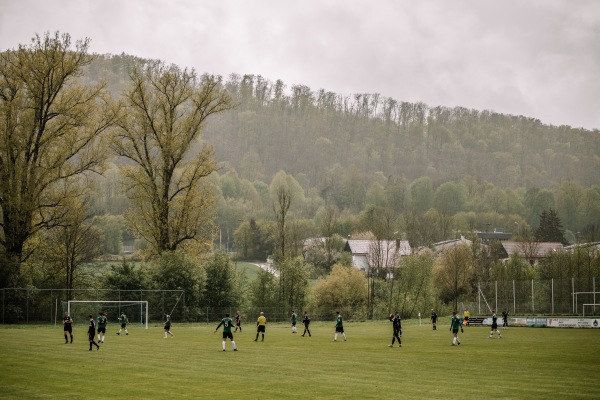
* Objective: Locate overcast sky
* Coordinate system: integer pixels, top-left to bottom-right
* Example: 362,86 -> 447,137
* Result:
2,0 -> 599,130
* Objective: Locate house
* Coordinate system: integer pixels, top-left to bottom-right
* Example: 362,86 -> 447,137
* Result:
476,228 -> 513,242
564,242 -> 600,252
433,236 -> 473,253
499,241 -> 563,265
344,239 -> 411,272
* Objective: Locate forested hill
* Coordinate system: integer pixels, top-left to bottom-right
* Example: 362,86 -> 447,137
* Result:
205,76 -> 599,192
87,54 -> 599,193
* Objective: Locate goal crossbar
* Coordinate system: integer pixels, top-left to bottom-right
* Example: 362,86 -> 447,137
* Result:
67,300 -> 148,329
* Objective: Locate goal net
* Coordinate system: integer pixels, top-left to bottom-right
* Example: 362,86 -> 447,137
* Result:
583,304 -> 600,317
62,300 -> 148,329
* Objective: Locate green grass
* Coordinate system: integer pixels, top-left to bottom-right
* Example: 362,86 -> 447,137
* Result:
234,261 -> 263,281
0,321 -> 598,399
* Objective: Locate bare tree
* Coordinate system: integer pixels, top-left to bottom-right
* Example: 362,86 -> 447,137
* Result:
432,243 -> 475,310
39,194 -> 103,298
272,185 -> 292,259
315,205 -> 340,271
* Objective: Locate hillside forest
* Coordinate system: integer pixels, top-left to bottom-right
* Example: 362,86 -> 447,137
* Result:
85,53 -> 600,247
1,33 -> 599,321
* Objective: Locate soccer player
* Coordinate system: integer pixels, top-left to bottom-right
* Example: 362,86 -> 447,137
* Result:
88,315 -> 100,351
430,309 -> 438,330
234,311 -> 242,332
254,311 -> 266,342
388,312 -> 402,347
333,311 -> 346,341
163,312 -> 174,338
502,310 -> 509,328
97,312 -> 108,343
489,310 -> 503,339
450,311 -> 463,346
215,313 -> 238,351
463,309 -> 470,327
290,310 -> 298,333
117,312 -> 129,335
63,312 -> 73,344
301,310 -> 311,337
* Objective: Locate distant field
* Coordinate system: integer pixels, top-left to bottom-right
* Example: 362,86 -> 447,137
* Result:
0,321 -> 598,399
235,261 -> 263,281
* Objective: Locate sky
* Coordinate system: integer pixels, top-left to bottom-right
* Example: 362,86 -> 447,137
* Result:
1,0 -> 599,130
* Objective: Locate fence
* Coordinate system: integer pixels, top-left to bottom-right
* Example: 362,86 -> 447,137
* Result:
0,288 -> 185,325
2,277 -> 599,324
0,288 -> 322,325
472,277 -> 599,316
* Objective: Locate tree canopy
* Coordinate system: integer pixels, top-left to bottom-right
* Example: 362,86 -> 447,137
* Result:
112,61 -> 233,254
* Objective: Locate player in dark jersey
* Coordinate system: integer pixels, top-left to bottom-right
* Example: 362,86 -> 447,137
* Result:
450,311 -> 463,346
97,312 -> 108,343
430,309 -> 438,330
215,313 -> 238,351
234,311 -> 242,332
489,310 -> 503,339
301,310 -> 311,337
334,311 -> 346,341
63,312 -> 73,344
388,312 -> 402,347
88,315 -> 100,351
502,310 -> 509,328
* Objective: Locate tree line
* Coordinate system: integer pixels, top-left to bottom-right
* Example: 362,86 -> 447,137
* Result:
1,32 -> 599,322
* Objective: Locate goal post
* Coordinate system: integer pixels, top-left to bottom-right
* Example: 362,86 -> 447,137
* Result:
582,304 -> 600,317
65,300 -> 149,329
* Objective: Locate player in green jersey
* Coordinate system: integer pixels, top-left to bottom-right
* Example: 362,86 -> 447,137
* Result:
290,310 -> 298,333
97,312 -> 108,343
334,311 -> 347,341
117,312 -> 129,335
215,313 -> 238,351
450,311 -> 463,346
163,312 -> 174,338
489,310 -> 503,339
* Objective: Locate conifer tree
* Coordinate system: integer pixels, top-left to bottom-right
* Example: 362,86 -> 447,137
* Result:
534,209 -> 567,244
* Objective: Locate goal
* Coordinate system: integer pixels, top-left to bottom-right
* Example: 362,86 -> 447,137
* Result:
63,300 -> 149,329
582,303 -> 600,317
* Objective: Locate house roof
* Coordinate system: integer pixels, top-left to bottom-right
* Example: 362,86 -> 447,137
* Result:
344,239 -> 411,256
433,236 -> 472,252
500,241 -> 563,258
563,242 -> 600,251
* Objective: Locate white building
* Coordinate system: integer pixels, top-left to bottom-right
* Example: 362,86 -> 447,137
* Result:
344,239 -> 411,272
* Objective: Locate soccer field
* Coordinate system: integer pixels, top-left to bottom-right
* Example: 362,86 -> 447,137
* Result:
0,320 -> 598,399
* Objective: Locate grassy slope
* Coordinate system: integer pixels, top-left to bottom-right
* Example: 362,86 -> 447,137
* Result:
235,261 -> 263,282
0,321 -> 598,399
